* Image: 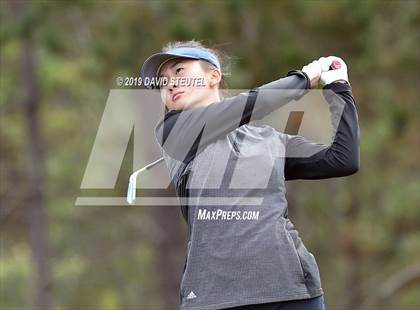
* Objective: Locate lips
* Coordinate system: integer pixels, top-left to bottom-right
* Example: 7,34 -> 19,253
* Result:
172,91 -> 184,101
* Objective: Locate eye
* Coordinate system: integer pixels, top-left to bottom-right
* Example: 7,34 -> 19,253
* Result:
175,67 -> 184,75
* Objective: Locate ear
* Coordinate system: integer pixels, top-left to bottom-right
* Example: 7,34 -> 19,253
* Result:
209,68 -> 222,88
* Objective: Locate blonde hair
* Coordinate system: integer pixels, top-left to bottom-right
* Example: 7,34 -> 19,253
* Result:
160,40 -> 230,113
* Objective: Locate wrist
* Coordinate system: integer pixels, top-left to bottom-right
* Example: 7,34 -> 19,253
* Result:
287,69 -> 311,89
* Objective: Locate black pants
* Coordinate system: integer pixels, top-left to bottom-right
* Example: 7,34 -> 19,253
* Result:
223,295 -> 325,310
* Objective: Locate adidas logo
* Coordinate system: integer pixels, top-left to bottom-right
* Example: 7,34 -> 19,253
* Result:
186,291 -> 197,300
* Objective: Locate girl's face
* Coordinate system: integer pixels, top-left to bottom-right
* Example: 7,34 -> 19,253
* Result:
158,58 -> 221,111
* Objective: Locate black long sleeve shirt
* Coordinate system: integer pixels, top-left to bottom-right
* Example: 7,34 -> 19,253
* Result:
156,71 -> 360,182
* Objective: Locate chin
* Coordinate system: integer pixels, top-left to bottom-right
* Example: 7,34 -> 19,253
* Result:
176,100 -> 195,110
168,101 -> 187,111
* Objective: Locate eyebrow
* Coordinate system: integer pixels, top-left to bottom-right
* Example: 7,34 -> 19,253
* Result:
158,60 -> 185,78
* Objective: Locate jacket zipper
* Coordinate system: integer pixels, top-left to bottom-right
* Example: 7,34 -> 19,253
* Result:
228,133 -> 240,153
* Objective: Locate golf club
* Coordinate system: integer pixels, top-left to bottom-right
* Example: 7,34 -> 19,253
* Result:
126,157 -> 165,205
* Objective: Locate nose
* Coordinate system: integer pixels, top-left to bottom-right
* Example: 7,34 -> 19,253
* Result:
168,77 -> 179,92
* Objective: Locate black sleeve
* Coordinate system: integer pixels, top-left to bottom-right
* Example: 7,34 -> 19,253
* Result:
284,81 -> 360,180
155,70 -> 311,164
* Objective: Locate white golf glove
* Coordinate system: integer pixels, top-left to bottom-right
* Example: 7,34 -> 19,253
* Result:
301,60 -> 322,88
318,56 -> 349,86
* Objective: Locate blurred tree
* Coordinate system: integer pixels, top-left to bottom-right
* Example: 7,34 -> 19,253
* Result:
12,1 -> 51,309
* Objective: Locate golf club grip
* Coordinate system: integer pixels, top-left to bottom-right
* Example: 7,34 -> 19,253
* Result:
329,59 -> 341,70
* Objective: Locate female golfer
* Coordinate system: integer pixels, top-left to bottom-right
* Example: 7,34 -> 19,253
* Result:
141,41 -> 359,310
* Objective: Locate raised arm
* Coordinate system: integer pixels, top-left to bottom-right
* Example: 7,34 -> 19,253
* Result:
284,81 -> 360,180
155,70 -> 311,164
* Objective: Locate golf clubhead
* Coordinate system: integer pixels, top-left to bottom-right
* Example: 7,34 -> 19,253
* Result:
126,157 -> 165,205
